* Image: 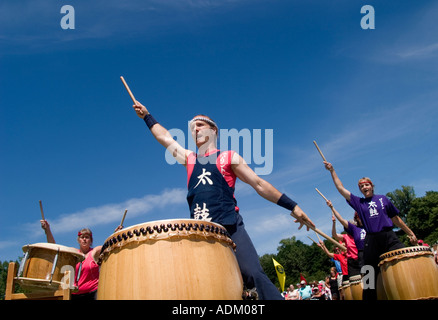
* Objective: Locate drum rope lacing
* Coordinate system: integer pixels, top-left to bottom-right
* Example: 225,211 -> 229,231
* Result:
378,246 -> 433,266
100,221 -> 236,258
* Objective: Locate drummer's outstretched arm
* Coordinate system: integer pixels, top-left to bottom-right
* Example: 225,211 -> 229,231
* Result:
231,152 -> 315,231
133,101 -> 190,166
391,216 -> 417,245
40,220 -> 56,244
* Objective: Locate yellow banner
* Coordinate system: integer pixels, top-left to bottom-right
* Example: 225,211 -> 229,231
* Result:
272,258 -> 286,292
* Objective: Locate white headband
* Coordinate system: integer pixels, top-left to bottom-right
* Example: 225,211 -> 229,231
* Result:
190,117 -> 218,129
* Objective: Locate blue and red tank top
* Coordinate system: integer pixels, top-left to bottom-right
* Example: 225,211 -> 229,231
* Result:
186,149 -> 239,225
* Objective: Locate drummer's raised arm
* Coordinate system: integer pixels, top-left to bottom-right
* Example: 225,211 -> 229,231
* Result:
133,101 -> 190,166
40,220 -> 56,244
91,245 -> 103,263
324,161 -> 351,201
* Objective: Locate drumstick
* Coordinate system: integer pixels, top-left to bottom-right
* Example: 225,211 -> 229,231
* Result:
39,200 -> 45,221
120,76 -> 136,103
307,236 -> 319,246
312,189 -> 347,251
120,209 -> 128,226
313,140 -> 327,162
289,211 -> 346,251
313,227 -> 346,251
315,187 -> 339,221
315,188 -> 329,202
314,231 -> 322,243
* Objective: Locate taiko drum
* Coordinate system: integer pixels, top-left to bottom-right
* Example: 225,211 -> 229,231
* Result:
378,246 -> 438,300
348,274 -> 363,300
16,243 -> 84,291
341,280 -> 353,300
97,219 -> 243,300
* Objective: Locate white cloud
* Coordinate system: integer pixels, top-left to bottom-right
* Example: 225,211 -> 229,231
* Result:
23,188 -> 186,237
0,0 -> 251,48
0,241 -> 21,251
396,42 -> 438,60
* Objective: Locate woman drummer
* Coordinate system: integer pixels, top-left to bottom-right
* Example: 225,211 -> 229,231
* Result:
40,220 -> 122,299
327,200 -> 365,277
323,161 -> 417,300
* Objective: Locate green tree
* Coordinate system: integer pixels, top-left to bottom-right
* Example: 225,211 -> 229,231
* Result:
1,259 -> 24,300
259,236 -> 334,289
259,253 -> 278,288
386,185 -> 416,221
407,191 -> 438,245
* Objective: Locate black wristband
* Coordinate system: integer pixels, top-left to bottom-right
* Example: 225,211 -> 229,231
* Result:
144,113 -> 158,129
277,193 -> 298,211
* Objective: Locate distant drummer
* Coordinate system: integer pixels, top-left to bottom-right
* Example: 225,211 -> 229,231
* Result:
41,220 -> 122,299
323,161 -> 417,300
327,200 -> 365,277
132,101 -> 315,300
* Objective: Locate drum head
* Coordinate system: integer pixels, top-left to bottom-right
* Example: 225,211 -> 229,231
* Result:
22,243 -> 84,260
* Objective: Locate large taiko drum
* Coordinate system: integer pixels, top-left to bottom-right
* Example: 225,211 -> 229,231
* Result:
16,243 -> 84,291
97,219 -> 243,300
341,280 -> 353,300
378,246 -> 438,300
349,275 -> 363,300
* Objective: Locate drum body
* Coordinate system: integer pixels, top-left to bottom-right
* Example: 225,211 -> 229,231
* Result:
341,280 -> 353,300
378,246 -> 438,300
97,219 -> 243,300
376,273 -> 387,300
349,275 -> 363,300
17,243 -> 84,291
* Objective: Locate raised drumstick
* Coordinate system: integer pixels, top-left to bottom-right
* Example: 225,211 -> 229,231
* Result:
315,188 -> 329,202
39,200 -> 45,221
313,188 -> 347,251
312,226 -> 346,251
314,231 -> 322,243
307,236 -> 319,246
313,140 -> 327,162
120,76 -> 136,103
289,211 -> 346,251
120,209 -> 128,227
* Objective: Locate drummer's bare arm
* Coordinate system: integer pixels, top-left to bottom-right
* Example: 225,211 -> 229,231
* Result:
231,153 -> 281,202
231,153 -> 315,230
324,161 -> 351,201
331,216 -> 344,242
92,245 -> 103,263
133,101 -> 190,166
391,216 -> 418,245
327,200 -> 349,230
40,220 -> 56,244
318,241 -> 334,258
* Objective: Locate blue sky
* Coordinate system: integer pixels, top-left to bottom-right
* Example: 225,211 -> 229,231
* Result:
1,0 -> 438,262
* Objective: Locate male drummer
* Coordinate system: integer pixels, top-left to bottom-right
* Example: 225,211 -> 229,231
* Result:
322,161 -> 417,300
132,101 -> 315,300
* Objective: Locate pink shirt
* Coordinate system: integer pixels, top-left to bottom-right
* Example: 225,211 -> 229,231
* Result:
342,234 -> 358,260
74,248 -> 99,295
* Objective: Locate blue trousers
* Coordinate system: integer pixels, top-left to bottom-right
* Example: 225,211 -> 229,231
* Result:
224,213 -> 283,300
